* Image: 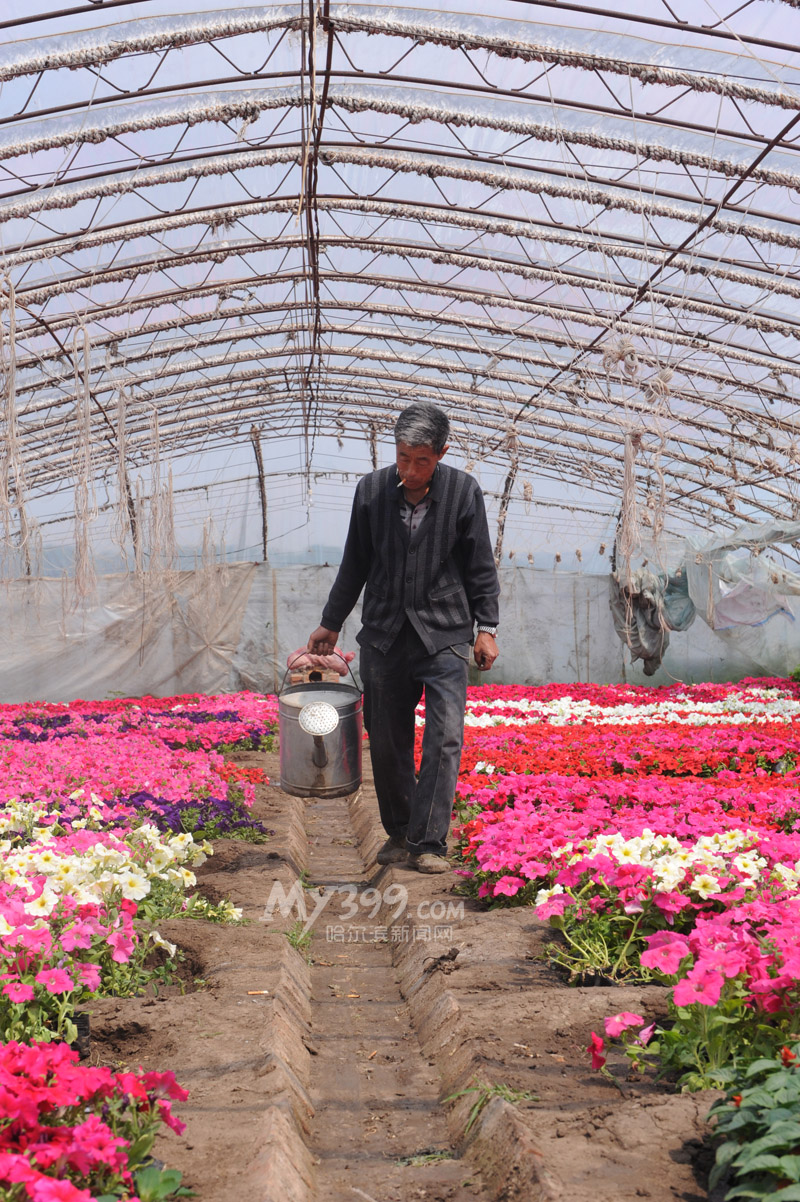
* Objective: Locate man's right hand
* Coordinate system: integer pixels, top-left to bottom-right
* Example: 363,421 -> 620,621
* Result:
307,626 -> 339,656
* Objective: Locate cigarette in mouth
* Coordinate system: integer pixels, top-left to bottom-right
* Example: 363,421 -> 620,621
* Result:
397,478 -> 406,488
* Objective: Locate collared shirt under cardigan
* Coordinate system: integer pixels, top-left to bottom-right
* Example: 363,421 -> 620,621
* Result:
320,462 -> 500,655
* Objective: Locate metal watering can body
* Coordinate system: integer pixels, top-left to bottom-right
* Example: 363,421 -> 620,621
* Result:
278,675 -> 363,798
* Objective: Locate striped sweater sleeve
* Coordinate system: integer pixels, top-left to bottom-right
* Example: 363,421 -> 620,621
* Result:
320,482 -> 372,632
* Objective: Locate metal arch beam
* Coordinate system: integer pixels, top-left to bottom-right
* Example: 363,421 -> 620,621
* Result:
21,383 -> 786,530
3,5 -> 798,116
14,231 -> 800,343
16,245 -> 800,361
11,195 -> 792,308
16,316 -> 798,441
121,359 -> 800,501
14,296 -> 800,411
17,336 -> 800,473
11,297 -> 800,475
4,142 -> 800,255
3,83 -> 800,195
18,373 -> 784,538
15,264 -> 800,399
0,62 -> 794,158
16,310 -> 800,475
16,357 -> 796,513
505,0 -> 800,56
14,321 -> 800,476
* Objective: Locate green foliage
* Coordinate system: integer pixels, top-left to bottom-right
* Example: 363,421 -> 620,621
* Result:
709,1044 -> 800,1200
619,980 -> 799,1092
96,1165 -> 192,1202
443,1078 -> 538,1136
164,796 -> 269,844
180,894 -> 243,924
133,1165 -> 193,1202
545,907 -> 663,983
395,1148 -> 456,1167
285,920 -> 313,961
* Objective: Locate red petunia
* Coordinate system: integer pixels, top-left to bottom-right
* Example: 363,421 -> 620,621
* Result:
587,1031 -> 606,1070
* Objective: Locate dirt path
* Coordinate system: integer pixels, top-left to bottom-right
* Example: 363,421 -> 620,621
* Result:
88,750 -> 717,1202
305,795 -> 487,1202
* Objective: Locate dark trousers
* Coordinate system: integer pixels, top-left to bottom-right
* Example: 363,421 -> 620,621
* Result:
359,623 -> 469,856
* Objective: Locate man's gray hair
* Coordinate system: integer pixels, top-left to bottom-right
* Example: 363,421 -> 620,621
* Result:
394,403 -> 450,454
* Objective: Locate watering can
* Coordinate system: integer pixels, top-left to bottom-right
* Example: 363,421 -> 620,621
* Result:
278,652 -> 363,798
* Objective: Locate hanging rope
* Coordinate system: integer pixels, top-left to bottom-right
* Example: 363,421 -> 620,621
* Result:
0,277 -> 38,579
72,326 -> 96,601
616,431 -> 644,588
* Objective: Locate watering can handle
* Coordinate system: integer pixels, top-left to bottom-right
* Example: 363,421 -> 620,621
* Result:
279,649 -> 360,695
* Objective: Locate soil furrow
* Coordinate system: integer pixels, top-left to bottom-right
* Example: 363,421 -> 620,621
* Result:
304,793 -> 487,1202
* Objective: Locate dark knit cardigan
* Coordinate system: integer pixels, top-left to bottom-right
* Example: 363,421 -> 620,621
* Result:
320,463 -> 500,653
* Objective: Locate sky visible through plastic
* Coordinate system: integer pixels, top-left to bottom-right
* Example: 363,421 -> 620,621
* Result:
1,0 -> 800,576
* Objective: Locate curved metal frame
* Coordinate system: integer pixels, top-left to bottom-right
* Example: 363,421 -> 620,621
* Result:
2,0 -> 800,559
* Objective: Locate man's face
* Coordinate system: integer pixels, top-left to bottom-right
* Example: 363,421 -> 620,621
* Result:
395,441 -> 448,491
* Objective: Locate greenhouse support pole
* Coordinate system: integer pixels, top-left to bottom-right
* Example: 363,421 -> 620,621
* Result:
494,434 -> 519,566
249,424 -> 268,562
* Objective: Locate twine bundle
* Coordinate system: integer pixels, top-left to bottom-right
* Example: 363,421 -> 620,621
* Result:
72,326 -> 96,601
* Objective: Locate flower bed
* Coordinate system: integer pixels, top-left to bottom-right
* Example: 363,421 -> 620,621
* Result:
0,1040 -> 188,1202
450,678 -> 800,1091
0,689 -> 279,1201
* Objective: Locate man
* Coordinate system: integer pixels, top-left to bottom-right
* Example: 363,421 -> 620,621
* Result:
307,402 -> 500,873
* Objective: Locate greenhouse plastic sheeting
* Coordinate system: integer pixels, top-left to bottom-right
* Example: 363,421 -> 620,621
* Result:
0,563 -> 796,704
0,564 -> 256,703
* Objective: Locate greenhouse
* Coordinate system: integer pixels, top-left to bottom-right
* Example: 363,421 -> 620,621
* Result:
3,2 -> 800,1201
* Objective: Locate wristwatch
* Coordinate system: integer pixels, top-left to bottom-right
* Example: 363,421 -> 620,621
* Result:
476,625 -> 498,638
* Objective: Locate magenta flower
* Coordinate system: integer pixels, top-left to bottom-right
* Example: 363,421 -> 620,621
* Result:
604,1011 -> 644,1038
107,930 -> 134,963
636,1023 -> 656,1046
492,875 -> 525,897
673,965 -> 723,1007
640,932 -> 690,975
2,981 -> 34,1003
75,962 -> 101,990
34,967 -> 75,994
535,893 -> 570,920
29,1177 -> 94,1201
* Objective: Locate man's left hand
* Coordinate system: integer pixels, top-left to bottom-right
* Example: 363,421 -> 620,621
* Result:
474,632 -> 498,671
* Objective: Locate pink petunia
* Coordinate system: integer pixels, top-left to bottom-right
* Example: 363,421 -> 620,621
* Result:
74,962 -> 101,990
2,980 -> 34,1003
492,875 -> 525,897
34,967 -> 75,994
636,1023 -> 656,1046
604,1011 -> 644,1038
640,932 -> 690,976
157,1099 -> 187,1135
29,1177 -> 94,1202
673,965 -> 724,1008
107,930 -> 134,963
535,894 -> 570,921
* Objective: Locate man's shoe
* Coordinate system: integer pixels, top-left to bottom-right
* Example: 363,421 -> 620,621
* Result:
409,853 -> 449,874
376,836 -> 408,865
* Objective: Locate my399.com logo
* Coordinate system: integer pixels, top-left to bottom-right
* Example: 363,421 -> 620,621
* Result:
260,880 -> 464,936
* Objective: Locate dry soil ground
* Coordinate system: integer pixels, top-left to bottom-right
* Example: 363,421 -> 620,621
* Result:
87,749 -> 720,1202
